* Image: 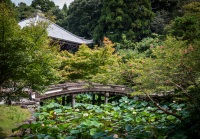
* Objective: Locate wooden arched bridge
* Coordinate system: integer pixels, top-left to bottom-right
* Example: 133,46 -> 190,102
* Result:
33,82 -> 133,107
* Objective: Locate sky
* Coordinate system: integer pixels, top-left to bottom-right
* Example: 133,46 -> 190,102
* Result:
12,0 -> 74,8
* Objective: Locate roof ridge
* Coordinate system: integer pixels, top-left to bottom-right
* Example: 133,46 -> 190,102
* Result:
46,18 -> 93,42
18,15 -> 93,44
35,15 -> 93,43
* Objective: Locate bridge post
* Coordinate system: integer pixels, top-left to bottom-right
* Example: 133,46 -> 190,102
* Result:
71,94 -> 76,108
104,93 -> 109,104
92,94 -> 95,105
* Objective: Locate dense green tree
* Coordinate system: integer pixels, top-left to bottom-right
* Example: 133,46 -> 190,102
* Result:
47,5 -> 68,28
62,3 -> 68,12
0,3 -> 62,103
170,1 -> 200,43
66,0 -> 102,39
150,0 -> 199,35
0,0 -> 18,20
130,36 -> 200,136
132,37 -> 197,93
127,3 -> 200,134
150,10 -> 171,34
116,34 -> 163,53
94,0 -> 154,43
151,0 -> 178,12
16,2 -> 37,20
31,0 -> 56,13
61,38 -> 122,84
0,0 -> 15,7
151,0 -> 199,15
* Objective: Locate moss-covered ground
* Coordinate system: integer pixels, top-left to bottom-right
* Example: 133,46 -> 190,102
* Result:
0,105 -> 31,138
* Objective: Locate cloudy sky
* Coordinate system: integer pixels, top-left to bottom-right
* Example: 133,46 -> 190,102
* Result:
12,0 -> 74,8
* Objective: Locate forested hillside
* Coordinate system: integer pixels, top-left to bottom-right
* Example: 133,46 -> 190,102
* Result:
6,0 -> 199,41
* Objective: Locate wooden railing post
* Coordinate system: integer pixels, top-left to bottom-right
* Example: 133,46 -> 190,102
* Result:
104,93 -> 109,104
71,94 -> 76,108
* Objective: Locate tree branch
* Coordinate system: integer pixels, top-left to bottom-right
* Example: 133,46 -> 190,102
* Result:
170,81 -> 193,100
144,91 -> 183,120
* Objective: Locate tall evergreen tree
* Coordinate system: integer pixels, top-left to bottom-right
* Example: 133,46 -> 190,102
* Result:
62,3 -> 68,12
94,0 -> 154,43
66,0 -> 102,39
170,1 -> 200,43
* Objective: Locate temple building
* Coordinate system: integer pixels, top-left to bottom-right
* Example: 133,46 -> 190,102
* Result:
18,15 -> 93,51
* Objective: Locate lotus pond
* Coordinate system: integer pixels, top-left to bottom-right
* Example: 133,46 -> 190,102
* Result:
14,96 -> 189,139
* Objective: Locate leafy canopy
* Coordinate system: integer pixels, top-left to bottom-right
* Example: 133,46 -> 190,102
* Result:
31,0 -> 56,13
66,0 -> 102,39
62,38 -> 122,84
170,2 -> 200,43
0,3 -> 63,102
131,36 -> 199,94
94,0 -> 154,43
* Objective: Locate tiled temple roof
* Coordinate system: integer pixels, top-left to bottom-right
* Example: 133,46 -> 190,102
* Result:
18,15 -> 93,44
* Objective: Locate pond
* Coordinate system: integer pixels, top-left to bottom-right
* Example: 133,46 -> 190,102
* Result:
13,96 -> 188,139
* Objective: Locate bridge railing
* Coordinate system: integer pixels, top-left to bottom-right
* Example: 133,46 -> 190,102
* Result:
36,82 -> 132,100
34,82 -> 134,107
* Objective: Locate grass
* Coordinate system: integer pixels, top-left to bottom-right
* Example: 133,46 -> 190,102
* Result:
0,105 -> 31,138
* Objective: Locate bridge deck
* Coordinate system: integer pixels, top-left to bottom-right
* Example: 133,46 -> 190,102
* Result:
36,82 -> 132,101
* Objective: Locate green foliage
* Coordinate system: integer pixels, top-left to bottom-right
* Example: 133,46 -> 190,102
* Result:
151,0 -> 178,12
62,3 -> 68,12
170,2 -> 200,43
186,86 -> 200,137
94,0 -> 154,43
151,10 -> 171,34
66,0 -> 102,39
133,36 -> 199,93
0,3 -> 23,85
134,34 -> 164,57
115,34 -> 136,50
31,0 -> 56,13
45,5 -> 68,28
19,23 -> 62,91
124,2 -> 200,136
117,49 -> 143,62
150,0 -> 198,18
128,35 -> 200,136
0,3 -> 62,102
62,38 -> 122,84
0,0 -> 15,7
14,97 -> 188,138
116,34 -> 164,59
76,94 -> 92,103
16,2 -> 37,20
